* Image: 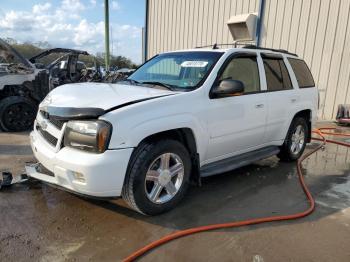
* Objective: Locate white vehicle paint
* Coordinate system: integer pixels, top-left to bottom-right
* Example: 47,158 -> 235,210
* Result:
26,47 -> 318,214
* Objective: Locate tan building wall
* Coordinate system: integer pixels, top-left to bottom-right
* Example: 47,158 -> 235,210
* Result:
146,0 -> 350,120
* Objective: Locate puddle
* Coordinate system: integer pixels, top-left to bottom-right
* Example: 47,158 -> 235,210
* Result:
325,180 -> 350,199
316,177 -> 350,210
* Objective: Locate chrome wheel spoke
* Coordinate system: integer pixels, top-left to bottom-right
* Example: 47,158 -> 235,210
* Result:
146,170 -> 159,181
169,162 -> 184,177
291,142 -> 297,153
149,183 -> 163,202
290,125 -> 305,154
160,153 -> 171,169
145,152 -> 185,204
298,142 -> 303,151
165,181 -> 177,196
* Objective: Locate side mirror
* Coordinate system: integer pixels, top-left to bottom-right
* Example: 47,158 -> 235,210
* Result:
211,79 -> 244,98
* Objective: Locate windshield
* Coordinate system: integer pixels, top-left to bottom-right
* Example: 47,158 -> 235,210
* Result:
128,51 -> 223,90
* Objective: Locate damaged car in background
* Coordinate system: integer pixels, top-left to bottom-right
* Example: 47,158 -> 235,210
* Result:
0,39 -> 102,132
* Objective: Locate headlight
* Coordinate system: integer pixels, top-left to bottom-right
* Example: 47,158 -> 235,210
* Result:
64,120 -> 112,153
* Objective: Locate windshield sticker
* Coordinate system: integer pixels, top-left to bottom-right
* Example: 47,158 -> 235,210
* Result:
181,61 -> 208,67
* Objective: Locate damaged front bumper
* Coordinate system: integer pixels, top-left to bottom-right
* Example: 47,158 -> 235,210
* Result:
26,131 -> 133,197
0,172 -> 28,189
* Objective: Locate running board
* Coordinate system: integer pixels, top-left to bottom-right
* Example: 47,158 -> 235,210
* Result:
200,146 -> 280,177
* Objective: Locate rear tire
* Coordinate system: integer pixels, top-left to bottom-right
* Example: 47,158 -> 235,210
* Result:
0,96 -> 37,132
122,139 -> 191,215
278,117 -> 308,162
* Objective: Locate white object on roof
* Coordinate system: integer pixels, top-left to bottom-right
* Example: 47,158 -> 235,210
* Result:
227,13 -> 258,41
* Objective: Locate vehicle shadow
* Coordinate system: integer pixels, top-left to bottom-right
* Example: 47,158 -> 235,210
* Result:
2,132 -> 348,238
85,140 -> 350,232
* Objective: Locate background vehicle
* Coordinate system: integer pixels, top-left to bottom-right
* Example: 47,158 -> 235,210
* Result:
26,46 -> 318,215
0,39 -> 100,132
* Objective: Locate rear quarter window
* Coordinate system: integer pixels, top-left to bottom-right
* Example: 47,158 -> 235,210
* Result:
288,58 -> 315,88
263,58 -> 293,91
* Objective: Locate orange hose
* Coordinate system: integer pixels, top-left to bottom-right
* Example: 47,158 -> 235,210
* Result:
123,128 -> 350,262
317,127 -> 350,137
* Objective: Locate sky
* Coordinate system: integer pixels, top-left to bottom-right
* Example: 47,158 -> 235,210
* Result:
0,0 -> 145,63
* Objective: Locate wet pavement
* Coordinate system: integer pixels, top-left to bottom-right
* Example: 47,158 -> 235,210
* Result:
0,124 -> 350,261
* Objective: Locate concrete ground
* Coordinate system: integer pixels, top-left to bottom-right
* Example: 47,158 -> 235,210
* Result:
0,124 -> 350,262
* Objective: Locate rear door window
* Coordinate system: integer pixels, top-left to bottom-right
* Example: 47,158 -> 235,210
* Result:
263,58 -> 293,91
288,58 -> 315,88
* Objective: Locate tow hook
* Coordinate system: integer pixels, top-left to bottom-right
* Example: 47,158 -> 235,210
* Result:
0,172 -> 28,189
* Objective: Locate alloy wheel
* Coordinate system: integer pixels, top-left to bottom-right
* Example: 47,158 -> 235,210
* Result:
144,152 -> 185,204
290,124 -> 305,155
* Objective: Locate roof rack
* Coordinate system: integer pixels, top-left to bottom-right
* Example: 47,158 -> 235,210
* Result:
195,40 -> 254,49
195,42 -> 298,57
242,45 -> 298,57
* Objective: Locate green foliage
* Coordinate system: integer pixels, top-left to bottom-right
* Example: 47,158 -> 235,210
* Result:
96,52 -> 138,69
3,38 -> 138,69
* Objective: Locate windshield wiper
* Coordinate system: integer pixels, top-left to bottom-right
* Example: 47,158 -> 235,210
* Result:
141,81 -> 174,91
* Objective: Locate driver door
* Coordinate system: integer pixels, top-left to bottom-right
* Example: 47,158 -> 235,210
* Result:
205,53 -> 267,162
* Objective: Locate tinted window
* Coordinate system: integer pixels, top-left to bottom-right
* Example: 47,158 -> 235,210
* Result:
263,59 -> 293,91
288,58 -> 315,88
219,56 -> 260,93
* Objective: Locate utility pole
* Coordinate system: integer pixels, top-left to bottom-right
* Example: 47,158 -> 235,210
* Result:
111,25 -> 113,57
104,0 -> 110,71
142,27 -> 145,63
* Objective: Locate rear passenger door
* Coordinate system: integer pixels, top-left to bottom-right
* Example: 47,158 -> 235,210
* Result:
261,53 -> 298,143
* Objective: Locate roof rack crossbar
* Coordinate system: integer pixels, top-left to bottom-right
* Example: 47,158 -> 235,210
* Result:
242,45 -> 298,57
194,42 -> 298,57
195,40 -> 254,49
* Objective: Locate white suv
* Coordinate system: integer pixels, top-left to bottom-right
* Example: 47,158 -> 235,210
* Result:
26,46 -> 318,215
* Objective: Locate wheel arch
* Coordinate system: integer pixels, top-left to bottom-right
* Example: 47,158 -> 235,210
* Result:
132,128 -> 201,186
292,109 -> 312,142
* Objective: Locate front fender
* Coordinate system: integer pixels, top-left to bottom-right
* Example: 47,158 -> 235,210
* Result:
107,113 -> 208,158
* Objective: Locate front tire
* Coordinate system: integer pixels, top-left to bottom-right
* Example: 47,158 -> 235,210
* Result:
0,96 -> 37,132
278,117 -> 308,162
122,139 -> 191,215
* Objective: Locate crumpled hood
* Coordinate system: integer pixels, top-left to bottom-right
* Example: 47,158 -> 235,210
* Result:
42,82 -> 174,111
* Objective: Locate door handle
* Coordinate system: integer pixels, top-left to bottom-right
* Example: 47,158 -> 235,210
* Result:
291,98 -> 297,103
255,104 -> 264,108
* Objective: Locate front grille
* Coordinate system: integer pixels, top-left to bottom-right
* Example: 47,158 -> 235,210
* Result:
37,124 -> 58,147
40,110 -> 66,130
49,118 -> 65,129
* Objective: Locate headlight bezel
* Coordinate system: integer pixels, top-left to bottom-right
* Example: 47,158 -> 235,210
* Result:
63,120 -> 112,153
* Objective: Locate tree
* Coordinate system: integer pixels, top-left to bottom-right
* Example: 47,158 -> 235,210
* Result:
4,39 -> 139,69
96,52 -> 138,70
